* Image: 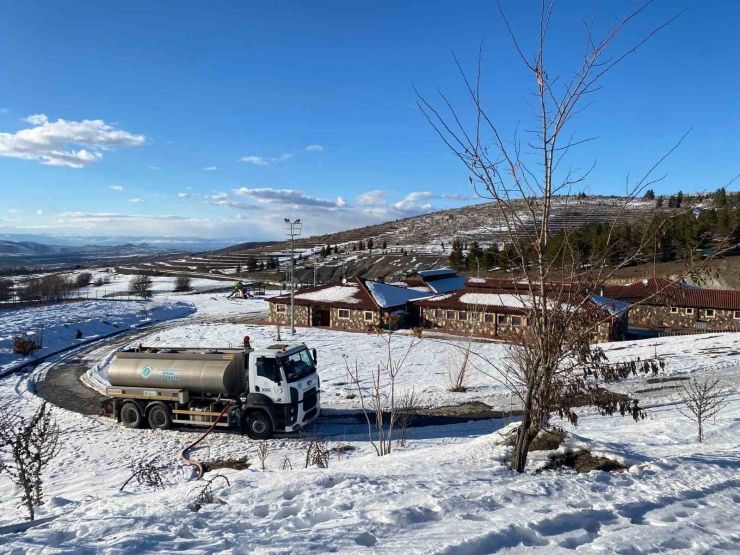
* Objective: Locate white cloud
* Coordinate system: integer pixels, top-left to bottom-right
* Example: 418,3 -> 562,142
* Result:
202,166 -> 217,171
356,190 -> 387,206
209,192 -> 228,200
127,198 -> 145,204
232,187 -> 345,208
37,209 -> 43,215
0,114 -> 145,168
0,108 -> 10,115
8,208 -> 18,213
270,153 -> 292,162
178,192 -> 189,198
110,185 -> 124,192
305,144 -> 325,152
241,156 -> 268,166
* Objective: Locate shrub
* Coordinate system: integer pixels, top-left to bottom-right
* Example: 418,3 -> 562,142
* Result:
174,274 -> 192,292
129,273 -> 153,296
0,278 -> 13,301
75,272 -> 93,288
20,274 -> 73,300
13,333 -> 40,356
75,329 -> 83,339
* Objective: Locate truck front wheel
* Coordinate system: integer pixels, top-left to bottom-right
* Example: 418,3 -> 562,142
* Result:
244,412 -> 273,440
121,402 -> 143,429
148,405 -> 172,430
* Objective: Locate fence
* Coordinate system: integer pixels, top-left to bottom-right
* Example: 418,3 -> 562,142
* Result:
658,327 -> 740,337
0,289 -> 146,311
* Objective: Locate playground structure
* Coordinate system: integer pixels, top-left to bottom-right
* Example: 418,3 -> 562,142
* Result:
227,280 -> 265,299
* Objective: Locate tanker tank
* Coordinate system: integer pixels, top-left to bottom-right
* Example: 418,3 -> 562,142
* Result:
107,350 -> 247,396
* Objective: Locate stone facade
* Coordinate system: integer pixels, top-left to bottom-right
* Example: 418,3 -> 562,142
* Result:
330,307 -> 380,331
630,304 -> 740,330
268,303 -> 310,327
269,302 -> 380,331
420,307 -> 621,343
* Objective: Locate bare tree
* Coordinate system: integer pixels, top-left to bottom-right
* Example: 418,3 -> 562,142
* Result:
75,271 -> 93,288
345,317 -> 423,456
675,375 -> 729,443
257,443 -> 269,471
0,278 -> 14,301
0,402 -> 61,520
415,0 -> 708,472
396,389 -> 418,447
444,343 -> 473,392
129,273 -> 153,297
191,474 -> 230,507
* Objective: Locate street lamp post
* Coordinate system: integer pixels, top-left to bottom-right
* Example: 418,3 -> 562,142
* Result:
283,218 -> 302,336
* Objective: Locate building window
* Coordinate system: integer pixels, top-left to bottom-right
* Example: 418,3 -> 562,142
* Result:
458,311 -> 468,321
706,309 -> 715,318
364,311 -> 374,321
497,314 -> 508,325
670,307 -> 678,314
470,312 -> 479,320
484,313 -> 494,323
276,305 -> 286,313
434,310 -> 443,318
734,310 -> 740,320
526,318 -> 532,327
338,309 -> 350,319
446,311 -> 455,319
685,308 -> 694,315
511,316 -> 522,326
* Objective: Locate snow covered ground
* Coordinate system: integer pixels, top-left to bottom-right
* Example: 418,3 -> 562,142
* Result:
1,331 -> 740,552
0,299 -> 195,377
3,275 -> 740,552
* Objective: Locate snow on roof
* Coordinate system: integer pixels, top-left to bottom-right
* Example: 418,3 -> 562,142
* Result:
428,276 -> 467,294
295,285 -> 362,304
457,292 -> 568,311
467,277 -> 486,283
365,280 -> 432,308
418,268 -> 457,278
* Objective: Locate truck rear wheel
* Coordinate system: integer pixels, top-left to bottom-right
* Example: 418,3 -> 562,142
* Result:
244,412 -> 273,440
148,405 -> 172,430
121,402 -> 143,429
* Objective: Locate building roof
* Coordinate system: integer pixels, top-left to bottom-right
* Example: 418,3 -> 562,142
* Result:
602,278 -> 740,311
268,278 -> 378,310
364,280 -> 432,308
427,276 -> 467,294
269,277 -> 432,310
417,268 -> 457,279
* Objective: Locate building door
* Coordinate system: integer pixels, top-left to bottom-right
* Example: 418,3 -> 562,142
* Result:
319,309 -> 330,327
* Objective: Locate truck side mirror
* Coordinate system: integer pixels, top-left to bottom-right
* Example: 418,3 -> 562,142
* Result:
312,348 -> 317,364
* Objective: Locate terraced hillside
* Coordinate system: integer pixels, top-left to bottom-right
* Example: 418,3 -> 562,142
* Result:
115,195 -> 689,286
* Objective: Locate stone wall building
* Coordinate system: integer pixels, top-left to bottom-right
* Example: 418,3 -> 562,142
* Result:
603,278 -> 740,331
267,277 -> 431,332
414,287 -> 627,344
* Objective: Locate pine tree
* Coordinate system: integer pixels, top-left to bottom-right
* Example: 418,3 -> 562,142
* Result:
656,197 -> 664,209
715,187 -> 728,207
676,190 -> 684,208
382,239 -> 387,249
367,238 -> 374,250
247,258 -> 257,272
668,195 -> 677,208
644,189 -> 655,200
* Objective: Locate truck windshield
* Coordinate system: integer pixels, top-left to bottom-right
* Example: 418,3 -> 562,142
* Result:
279,348 -> 315,382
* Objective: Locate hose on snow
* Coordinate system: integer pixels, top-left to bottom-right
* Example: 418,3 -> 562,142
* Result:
179,403 -> 233,480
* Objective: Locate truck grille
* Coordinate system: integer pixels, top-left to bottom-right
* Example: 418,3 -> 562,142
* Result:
303,388 -> 317,411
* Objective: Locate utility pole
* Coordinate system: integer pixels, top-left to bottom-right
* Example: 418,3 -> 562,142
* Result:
283,218 -> 302,336
313,257 -> 317,286
476,258 -> 480,277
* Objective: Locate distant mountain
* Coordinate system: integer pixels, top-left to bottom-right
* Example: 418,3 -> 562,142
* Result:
0,234 -> 239,251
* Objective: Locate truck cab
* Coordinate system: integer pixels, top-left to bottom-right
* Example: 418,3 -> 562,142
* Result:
104,341 -> 321,440
243,342 -> 321,436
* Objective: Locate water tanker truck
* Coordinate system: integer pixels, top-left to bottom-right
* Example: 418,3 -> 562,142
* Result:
103,339 -> 320,439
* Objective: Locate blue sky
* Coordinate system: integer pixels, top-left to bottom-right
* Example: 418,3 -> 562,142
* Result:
0,0 -> 738,240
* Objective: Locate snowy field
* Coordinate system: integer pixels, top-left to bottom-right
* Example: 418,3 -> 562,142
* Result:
0,299 -> 195,377
1,332 -> 739,552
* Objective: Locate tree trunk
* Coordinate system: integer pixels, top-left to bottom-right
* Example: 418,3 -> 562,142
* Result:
510,395 -> 539,472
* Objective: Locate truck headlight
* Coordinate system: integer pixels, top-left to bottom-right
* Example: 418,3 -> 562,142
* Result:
239,393 -> 248,403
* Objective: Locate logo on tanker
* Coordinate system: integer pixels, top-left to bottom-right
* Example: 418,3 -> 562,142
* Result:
141,366 -> 152,379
